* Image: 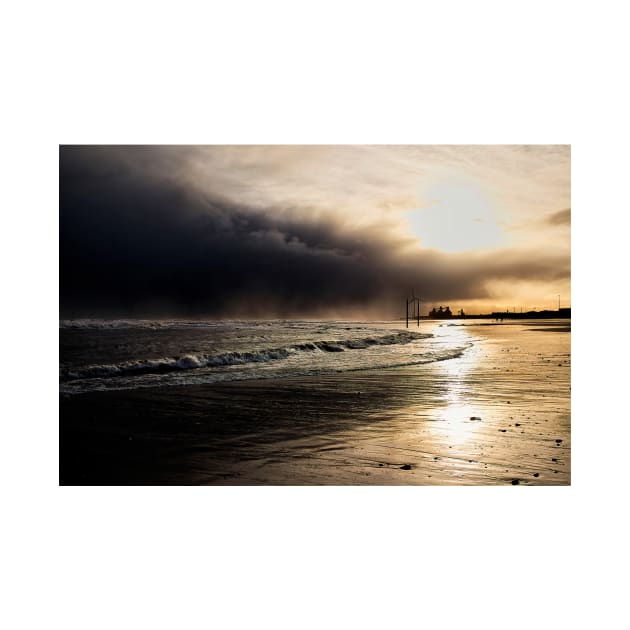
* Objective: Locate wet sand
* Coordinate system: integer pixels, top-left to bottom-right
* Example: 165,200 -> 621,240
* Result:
59,320 -> 570,485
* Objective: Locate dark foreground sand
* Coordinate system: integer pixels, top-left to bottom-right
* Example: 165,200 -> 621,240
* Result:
60,321 -> 570,485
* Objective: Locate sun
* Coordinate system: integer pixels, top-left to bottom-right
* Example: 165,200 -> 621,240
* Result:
408,174 -> 504,252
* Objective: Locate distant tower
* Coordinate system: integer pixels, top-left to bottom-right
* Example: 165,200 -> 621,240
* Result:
405,291 -> 422,327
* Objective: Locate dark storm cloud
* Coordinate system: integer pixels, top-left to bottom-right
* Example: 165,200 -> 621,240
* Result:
546,208 -> 571,226
60,146 -> 570,318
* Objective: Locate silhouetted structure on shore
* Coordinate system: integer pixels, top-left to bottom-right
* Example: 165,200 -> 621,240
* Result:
449,308 -> 570,320
405,291 -> 422,328
429,305 -> 453,319
487,308 -> 571,319
433,306 -> 571,320
401,296 -> 571,322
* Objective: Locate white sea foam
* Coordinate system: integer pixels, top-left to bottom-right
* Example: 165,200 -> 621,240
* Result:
59,321 -> 477,395
61,330 -> 431,382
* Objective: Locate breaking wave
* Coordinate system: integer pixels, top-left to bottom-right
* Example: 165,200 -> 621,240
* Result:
61,330 -> 431,382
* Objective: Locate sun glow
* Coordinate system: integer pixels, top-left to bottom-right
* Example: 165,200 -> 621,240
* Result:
409,175 -> 503,252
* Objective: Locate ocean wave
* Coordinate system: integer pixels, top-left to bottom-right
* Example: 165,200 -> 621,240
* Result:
60,319 -> 385,331
60,341 -> 473,395
59,319 -> 234,330
351,343 -> 473,370
61,330 -> 431,382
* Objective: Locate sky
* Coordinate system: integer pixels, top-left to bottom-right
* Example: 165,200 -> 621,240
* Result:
59,145 -> 570,319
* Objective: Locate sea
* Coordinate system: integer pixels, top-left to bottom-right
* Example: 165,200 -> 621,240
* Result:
59,319 -> 474,395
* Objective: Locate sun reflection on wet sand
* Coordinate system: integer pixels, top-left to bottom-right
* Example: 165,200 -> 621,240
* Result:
200,321 -> 571,485
432,404 -> 483,446
426,324 -> 485,447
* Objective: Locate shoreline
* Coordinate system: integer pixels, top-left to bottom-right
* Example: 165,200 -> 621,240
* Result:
60,322 -> 570,485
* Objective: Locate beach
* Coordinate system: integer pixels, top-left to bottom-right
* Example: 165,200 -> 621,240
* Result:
59,319 -> 570,485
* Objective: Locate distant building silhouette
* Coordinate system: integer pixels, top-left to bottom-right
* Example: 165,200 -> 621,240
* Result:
429,305 -> 453,319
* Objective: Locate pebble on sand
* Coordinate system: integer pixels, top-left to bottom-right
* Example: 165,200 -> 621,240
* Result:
511,479 -> 520,485
469,416 -> 482,421
532,473 -> 540,477
400,464 -> 412,470
555,439 -> 563,444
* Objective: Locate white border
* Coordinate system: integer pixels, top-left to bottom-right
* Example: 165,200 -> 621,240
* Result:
3,1 -> 628,629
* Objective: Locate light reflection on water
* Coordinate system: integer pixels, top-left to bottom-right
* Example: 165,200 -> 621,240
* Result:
248,320 -> 570,485
428,324 -> 483,447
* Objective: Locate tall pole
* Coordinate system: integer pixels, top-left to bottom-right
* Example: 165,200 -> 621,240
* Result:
406,299 -> 409,328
